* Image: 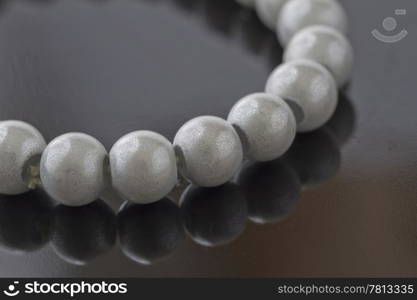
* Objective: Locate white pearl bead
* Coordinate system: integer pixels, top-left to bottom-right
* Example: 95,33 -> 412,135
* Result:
255,0 -> 288,30
228,93 -> 296,162
109,131 -> 177,204
265,59 -> 338,132
173,116 -> 243,187
285,25 -> 354,87
277,0 -> 348,46
40,133 -> 107,206
0,121 -> 46,195
235,0 -> 255,8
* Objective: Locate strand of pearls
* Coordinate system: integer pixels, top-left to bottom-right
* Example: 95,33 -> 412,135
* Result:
0,0 -> 353,206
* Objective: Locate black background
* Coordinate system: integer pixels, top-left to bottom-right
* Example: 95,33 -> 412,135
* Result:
0,0 -> 416,277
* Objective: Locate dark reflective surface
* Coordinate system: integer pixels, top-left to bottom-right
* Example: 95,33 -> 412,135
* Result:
51,201 -> 117,265
0,0 -> 416,277
238,159 -> 301,225
180,183 -> 248,247
118,199 -> 184,265
285,129 -> 341,188
0,191 -> 53,254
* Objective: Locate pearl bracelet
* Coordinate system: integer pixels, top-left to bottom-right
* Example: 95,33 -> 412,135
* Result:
0,0 -> 353,207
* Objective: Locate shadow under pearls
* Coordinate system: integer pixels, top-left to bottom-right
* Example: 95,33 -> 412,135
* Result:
200,0 -> 243,36
170,0 -> 283,71
0,0 -> 8,9
117,198 -> 184,265
51,200 -> 116,265
281,93 -> 357,188
179,183 -> 248,247
0,190 -> 54,254
175,126 -> 343,247
325,93 -> 357,146
284,128 -> 341,189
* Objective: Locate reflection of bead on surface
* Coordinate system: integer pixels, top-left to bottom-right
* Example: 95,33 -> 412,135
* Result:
51,200 -> 116,265
325,94 -> 357,146
0,191 -> 53,253
180,183 -> 247,247
238,159 -> 301,224
118,199 -> 184,265
284,128 -> 341,187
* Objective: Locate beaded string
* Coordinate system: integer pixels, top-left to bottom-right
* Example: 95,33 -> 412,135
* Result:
0,0 -> 353,207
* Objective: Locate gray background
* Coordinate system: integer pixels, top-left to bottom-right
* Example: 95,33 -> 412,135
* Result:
0,0 -> 416,277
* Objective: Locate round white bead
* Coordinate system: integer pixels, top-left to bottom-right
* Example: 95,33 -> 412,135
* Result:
255,0 -> 288,30
173,116 -> 243,187
109,131 -> 177,204
0,121 -> 46,195
40,133 -> 107,206
265,59 -> 338,132
235,0 -> 255,8
285,25 -> 354,87
228,93 -> 296,162
277,0 -> 348,46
